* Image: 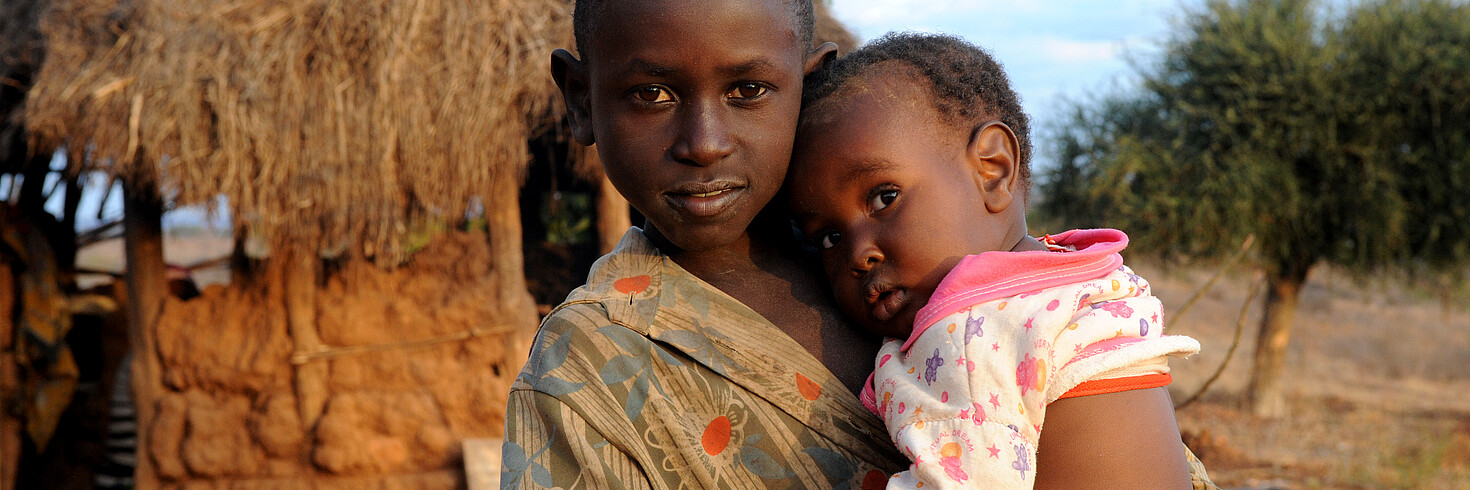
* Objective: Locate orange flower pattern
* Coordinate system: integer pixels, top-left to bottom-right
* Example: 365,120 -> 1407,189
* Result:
504,230 -> 904,488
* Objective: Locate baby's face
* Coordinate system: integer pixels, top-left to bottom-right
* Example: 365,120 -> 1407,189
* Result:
788,70 -> 1014,338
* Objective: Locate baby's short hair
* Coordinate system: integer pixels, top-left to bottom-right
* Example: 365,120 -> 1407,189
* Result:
802,32 -> 1033,188
573,0 -> 815,58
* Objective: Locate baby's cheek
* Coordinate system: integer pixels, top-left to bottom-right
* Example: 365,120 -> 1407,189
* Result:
835,290 -> 864,318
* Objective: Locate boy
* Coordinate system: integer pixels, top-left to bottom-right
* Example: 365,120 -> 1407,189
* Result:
503,1 -> 904,488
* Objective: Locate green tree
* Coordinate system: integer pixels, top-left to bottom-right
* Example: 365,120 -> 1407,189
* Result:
1039,0 -> 1470,417
1336,0 -> 1470,277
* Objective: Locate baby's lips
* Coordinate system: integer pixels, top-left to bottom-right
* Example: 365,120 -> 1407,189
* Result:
870,288 -> 908,323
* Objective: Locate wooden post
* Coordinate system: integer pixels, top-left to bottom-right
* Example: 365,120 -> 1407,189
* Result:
284,252 -> 328,429
486,171 -> 539,349
122,183 -> 167,488
585,147 -> 630,254
58,174 -> 81,272
0,258 -> 18,490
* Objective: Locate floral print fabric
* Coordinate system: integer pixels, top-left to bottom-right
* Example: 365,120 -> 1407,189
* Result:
871,258 -> 1200,489
502,229 -> 905,489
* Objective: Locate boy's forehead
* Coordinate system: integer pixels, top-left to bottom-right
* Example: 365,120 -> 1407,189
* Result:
583,0 -> 803,58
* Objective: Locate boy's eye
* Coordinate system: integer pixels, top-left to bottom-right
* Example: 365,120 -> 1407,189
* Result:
817,231 -> 841,250
634,86 -> 673,103
870,189 -> 899,212
727,83 -> 767,100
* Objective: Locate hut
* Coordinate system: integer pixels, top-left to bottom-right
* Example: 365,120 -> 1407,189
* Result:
4,0 -> 860,487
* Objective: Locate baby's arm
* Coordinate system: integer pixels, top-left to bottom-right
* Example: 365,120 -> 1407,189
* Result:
1029,267 -> 1199,488
1034,387 -> 1192,489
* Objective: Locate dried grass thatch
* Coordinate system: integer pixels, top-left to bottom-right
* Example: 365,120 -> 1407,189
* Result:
815,0 -> 860,55
1,0 -> 46,172
26,0 -> 571,258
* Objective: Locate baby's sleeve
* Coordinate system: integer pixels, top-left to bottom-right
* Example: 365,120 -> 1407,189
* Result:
1042,267 -> 1200,405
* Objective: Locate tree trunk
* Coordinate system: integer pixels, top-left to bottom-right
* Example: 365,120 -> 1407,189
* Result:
122,184 -> 167,489
1246,264 -> 1311,418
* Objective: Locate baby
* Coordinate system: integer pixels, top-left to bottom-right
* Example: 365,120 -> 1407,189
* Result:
787,33 -> 1202,488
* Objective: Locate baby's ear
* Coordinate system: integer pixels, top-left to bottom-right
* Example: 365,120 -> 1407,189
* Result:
551,49 -> 595,146
805,42 -> 838,75
967,122 -> 1022,214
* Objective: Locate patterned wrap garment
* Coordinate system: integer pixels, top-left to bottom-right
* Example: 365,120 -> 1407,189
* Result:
503,229 -> 906,489
861,229 -> 1203,489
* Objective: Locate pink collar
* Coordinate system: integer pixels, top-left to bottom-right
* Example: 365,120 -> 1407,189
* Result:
900,229 -> 1129,352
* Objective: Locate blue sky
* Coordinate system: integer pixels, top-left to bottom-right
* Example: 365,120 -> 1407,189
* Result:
826,0 -> 1184,140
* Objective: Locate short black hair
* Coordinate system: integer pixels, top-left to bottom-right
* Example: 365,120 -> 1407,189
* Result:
573,0 -> 815,58
802,32 -> 1033,189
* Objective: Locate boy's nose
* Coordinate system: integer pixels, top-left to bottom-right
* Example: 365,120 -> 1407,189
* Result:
671,101 -> 735,166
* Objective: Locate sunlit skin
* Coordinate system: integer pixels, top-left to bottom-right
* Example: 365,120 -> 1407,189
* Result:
549,0 -> 886,395
558,0 -> 808,254
788,63 -> 1043,339
789,64 -> 1194,488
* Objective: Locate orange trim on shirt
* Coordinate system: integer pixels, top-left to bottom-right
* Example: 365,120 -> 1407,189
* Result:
1057,373 -> 1173,400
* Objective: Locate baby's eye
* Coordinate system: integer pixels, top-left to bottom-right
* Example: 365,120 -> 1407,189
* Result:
817,231 -> 842,250
869,189 -> 899,212
634,86 -> 674,103
727,83 -> 768,100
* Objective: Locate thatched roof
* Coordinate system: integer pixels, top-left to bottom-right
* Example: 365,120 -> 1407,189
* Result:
25,0 -> 572,257
1,0 -> 45,173
815,1 -> 860,55
24,0 -> 860,257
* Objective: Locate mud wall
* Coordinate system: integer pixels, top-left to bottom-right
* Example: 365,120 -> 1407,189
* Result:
144,231 -> 533,488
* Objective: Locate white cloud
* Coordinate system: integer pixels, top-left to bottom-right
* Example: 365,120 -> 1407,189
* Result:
1039,38 -> 1123,64
828,0 -> 1021,37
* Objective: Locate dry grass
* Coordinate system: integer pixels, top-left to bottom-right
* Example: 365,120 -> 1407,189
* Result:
22,0 -> 861,264
26,0 -> 573,260
1141,261 -> 1470,489
1,0 -> 44,170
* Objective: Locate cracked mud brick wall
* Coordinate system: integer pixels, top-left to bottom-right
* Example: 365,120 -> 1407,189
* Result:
145,231 -> 533,488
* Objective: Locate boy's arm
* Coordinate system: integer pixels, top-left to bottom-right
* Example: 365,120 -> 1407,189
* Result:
1033,387 -> 1192,489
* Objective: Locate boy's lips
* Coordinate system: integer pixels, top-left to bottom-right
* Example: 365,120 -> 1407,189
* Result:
664,181 -> 746,218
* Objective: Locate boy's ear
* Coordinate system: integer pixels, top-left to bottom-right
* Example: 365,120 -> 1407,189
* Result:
967,122 -> 1022,214
805,42 -> 838,75
551,48 -> 595,146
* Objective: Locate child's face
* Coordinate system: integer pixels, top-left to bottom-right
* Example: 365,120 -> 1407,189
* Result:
559,0 -> 818,253
788,69 -> 1019,339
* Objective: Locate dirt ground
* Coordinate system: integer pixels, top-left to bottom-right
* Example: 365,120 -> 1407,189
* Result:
1139,262 -> 1470,489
